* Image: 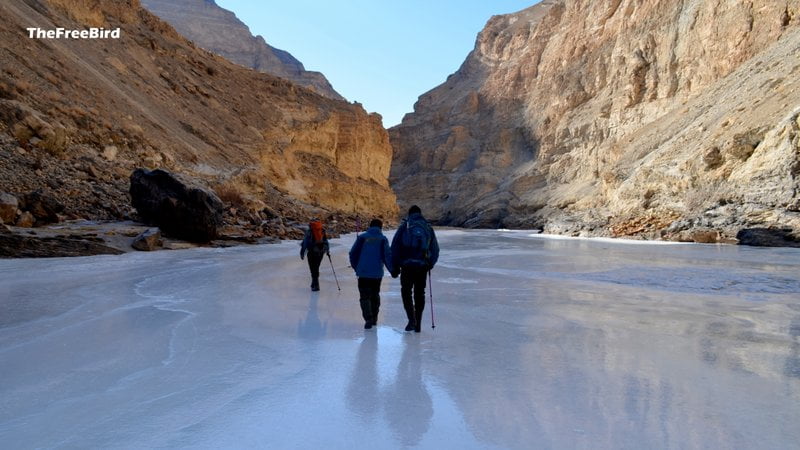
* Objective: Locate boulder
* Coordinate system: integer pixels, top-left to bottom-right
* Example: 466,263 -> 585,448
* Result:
102,145 -> 118,161
19,190 -> 63,225
131,228 -> 163,251
15,211 -> 34,228
690,229 -> 721,244
736,228 -> 800,248
129,168 -> 223,242
84,164 -> 100,179
0,192 -> 17,224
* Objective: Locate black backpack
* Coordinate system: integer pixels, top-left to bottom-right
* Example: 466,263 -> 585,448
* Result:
402,217 -> 432,264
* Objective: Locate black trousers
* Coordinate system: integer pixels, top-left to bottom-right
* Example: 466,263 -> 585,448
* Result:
358,277 -> 382,323
400,265 -> 427,324
307,251 -> 324,287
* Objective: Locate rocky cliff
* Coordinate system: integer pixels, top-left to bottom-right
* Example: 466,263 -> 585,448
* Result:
0,0 -> 395,236
141,0 -> 344,101
390,0 -> 800,243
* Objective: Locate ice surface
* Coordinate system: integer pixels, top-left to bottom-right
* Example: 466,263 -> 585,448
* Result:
1,230 -> 799,449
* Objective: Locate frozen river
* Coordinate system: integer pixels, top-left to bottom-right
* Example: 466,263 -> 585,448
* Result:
1,230 -> 799,449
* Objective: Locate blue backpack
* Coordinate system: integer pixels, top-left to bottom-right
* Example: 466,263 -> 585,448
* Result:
402,217 -> 432,264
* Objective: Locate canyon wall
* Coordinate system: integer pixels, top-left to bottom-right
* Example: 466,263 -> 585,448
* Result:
0,0 -> 395,230
390,0 -> 800,241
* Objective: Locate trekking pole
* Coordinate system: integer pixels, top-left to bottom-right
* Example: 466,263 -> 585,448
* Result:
428,270 -> 436,329
328,253 -> 341,291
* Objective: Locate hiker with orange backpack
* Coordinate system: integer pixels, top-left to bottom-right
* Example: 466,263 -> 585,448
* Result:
300,218 -> 330,291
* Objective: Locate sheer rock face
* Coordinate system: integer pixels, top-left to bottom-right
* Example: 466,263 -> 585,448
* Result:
390,0 -> 800,240
141,0 -> 344,101
0,0 -> 395,222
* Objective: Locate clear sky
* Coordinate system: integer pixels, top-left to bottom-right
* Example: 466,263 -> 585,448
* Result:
216,0 -> 538,128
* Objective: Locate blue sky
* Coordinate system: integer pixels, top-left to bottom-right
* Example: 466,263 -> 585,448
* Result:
216,0 -> 537,127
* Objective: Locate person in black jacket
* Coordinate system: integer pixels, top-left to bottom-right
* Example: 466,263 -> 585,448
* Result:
390,205 -> 439,332
300,219 -> 330,291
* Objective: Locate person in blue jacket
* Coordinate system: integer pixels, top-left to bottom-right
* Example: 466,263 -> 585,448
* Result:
390,205 -> 439,332
349,218 -> 393,329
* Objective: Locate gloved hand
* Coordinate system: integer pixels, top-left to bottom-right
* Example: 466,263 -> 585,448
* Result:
391,270 -> 399,279
300,249 -> 305,260
327,252 -> 331,258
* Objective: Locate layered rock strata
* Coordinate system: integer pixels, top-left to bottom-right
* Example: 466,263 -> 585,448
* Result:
390,0 -> 800,242
0,0 -> 395,241
141,0 -> 344,100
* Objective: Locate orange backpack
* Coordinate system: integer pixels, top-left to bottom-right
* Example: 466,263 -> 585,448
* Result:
309,220 -> 324,243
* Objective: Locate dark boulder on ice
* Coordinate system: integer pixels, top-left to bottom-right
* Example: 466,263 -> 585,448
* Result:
129,169 -> 223,242
736,228 -> 800,248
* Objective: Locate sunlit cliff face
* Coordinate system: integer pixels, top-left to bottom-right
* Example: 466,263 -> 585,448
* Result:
0,0 -> 396,223
390,0 -> 800,241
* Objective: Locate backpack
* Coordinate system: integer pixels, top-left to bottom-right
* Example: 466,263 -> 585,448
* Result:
402,217 -> 432,263
309,220 -> 324,244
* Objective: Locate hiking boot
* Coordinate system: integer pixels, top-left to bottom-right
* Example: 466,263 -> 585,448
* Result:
364,322 -> 373,329
405,321 -> 415,332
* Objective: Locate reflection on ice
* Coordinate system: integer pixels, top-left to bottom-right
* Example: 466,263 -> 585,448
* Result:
298,293 -> 328,340
1,230 -> 799,448
384,335 -> 433,447
347,331 -> 435,447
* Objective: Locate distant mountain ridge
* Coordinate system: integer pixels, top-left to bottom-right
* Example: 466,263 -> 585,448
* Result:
141,0 -> 345,101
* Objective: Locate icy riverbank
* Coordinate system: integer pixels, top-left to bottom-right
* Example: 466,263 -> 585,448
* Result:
1,230 -> 799,448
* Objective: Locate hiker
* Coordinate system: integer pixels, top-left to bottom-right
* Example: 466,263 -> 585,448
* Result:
349,218 -> 393,329
300,218 -> 330,291
390,205 -> 439,332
